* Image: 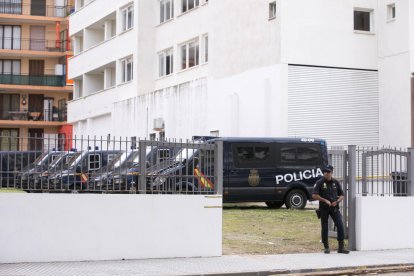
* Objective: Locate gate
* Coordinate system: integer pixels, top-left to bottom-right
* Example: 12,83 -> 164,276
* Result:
328,146 -> 413,250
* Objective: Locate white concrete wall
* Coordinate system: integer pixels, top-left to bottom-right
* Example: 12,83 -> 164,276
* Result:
0,193 -> 222,263
281,0 -> 378,69
356,196 -> 414,251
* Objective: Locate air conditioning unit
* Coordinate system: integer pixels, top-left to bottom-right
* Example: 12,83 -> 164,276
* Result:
153,118 -> 165,131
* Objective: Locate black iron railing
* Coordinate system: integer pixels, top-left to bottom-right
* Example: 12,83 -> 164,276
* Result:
1,108 -> 67,122
0,74 -> 66,86
0,3 -> 74,17
0,38 -> 71,52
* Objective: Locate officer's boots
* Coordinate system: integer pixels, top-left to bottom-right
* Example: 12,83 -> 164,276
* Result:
323,242 -> 330,254
337,241 -> 350,254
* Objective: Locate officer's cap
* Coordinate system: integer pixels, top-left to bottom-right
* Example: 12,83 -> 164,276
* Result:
323,164 -> 334,173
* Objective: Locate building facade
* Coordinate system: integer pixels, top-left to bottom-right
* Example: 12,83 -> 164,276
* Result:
68,0 -> 414,147
0,0 -> 74,151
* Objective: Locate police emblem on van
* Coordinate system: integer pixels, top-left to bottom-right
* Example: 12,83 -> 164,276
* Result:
275,168 -> 323,185
248,169 -> 260,186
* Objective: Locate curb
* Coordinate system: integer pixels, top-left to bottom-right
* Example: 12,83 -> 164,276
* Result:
188,263 -> 414,276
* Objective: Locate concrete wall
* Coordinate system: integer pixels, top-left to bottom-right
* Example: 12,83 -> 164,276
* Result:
0,193 -> 222,263
356,196 -> 414,250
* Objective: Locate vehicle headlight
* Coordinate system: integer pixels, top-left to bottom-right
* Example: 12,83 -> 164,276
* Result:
153,176 -> 167,186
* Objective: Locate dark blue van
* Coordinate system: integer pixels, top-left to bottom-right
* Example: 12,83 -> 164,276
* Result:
148,137 -> 328,209
218,137 -> 328,209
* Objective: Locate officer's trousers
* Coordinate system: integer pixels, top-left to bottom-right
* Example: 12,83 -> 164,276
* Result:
320,206 -> 345,245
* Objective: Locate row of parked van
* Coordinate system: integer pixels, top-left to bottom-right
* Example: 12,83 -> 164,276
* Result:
1,137 -> 329,209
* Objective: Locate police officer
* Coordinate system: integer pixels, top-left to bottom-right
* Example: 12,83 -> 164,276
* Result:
312,165 -> 349,254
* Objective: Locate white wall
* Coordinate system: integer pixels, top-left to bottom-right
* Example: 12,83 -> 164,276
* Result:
209,0 -> 280,79
282,0 -> 378,69
356,196 -> 414,251
0,193 -> 222,263
69,82 -> 135,124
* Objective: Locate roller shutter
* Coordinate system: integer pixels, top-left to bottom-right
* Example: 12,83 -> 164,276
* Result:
288,65 -> 379,146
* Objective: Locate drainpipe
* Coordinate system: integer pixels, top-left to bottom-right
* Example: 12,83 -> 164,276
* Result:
412,73 -> 414,147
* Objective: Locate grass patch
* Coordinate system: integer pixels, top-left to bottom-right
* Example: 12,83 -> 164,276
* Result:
223,203 -> 342,255
0,188 -> 26,193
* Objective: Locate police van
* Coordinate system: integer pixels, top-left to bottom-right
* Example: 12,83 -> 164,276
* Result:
215,137 -> 328,209
150,137 -> 328,209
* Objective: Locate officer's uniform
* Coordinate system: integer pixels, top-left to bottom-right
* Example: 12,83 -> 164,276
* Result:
313,176 -> 345,248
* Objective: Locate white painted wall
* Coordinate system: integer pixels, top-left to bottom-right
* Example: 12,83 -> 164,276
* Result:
0,193 -> 222,263
282,0 -> 378,69
356,196 -> 414,250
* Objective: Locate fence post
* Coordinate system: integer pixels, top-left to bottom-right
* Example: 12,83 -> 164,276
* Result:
408,148 -> 414,196
348,145 -> 357,251
138,140 -> 147,194
214,141 -> 223,195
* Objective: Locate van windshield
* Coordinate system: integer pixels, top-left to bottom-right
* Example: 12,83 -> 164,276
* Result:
63,152 -> 83,170
174,148 -> 197,162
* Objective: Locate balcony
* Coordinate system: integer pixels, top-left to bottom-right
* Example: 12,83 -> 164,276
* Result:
0,3 -> 73,18
0,38 -> 71,53
1,108 -> 67,122
0,74 -> 66,87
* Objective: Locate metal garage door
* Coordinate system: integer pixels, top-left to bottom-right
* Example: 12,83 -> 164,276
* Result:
288,65 -> 379,146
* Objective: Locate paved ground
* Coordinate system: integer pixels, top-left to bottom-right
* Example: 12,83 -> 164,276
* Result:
1,249 -> 414,276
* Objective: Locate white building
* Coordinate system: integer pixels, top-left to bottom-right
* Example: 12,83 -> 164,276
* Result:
68,0 -> 414,147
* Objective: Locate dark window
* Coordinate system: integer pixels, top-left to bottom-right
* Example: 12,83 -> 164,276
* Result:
279,144 -> 322,167
233,144 -> 275,168
0,93 -> 20,119
88,154 -> 100,170
0,128 -> 19,150
354,10 -> 371,31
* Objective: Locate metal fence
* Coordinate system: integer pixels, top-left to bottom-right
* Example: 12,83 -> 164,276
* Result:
0,136 -> 222,195
328,145 -> 414,250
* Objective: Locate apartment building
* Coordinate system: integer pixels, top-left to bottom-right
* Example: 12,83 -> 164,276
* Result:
68,0 -> 414,148
0,0 -> 74,151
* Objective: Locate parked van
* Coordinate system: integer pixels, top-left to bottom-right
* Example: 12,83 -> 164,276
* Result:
0,151 -> 42,187
148,137 -> 328,209
48,150 -> 122,190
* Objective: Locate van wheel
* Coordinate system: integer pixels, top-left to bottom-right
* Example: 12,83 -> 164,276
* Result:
285,189 -> 307,209
265,201 -> 284,209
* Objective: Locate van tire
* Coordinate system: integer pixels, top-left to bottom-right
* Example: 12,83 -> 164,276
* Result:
285,189 -> 307,209
265,201 -> 284,209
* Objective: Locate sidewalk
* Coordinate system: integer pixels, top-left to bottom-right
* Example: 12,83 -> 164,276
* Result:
1,249 -> 414,276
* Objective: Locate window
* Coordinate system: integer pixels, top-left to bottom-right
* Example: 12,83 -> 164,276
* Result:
233,144 -> 275,168
279,144 -> 321,167
387,3 -> 396,20
0,25 -> 21,50
88,154 -> 101,170
0,94 -> 20,120
0,59 -> 20,74
181,0 -> 199,13
0,129 -> 19,151
121,5 -> 134,31
203,35 -> 208,63
180,39 -> 199,70
354,9 -> 372,32
160,0 -> 174,23
121,56 -> 133,82
158,48 -> 173,77
0,0 -> 22,14
269,1 -> 276,19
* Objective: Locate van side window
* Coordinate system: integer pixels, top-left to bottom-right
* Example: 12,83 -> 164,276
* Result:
233,144 -> 275,168
88,154 -> 101,170
279,144 -> 321,167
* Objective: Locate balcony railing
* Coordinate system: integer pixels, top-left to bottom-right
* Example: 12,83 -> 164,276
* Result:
0,74 -> 66,87
0,3 -> 73,17
0,38 -> 71,52
1,108 -> 67,122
